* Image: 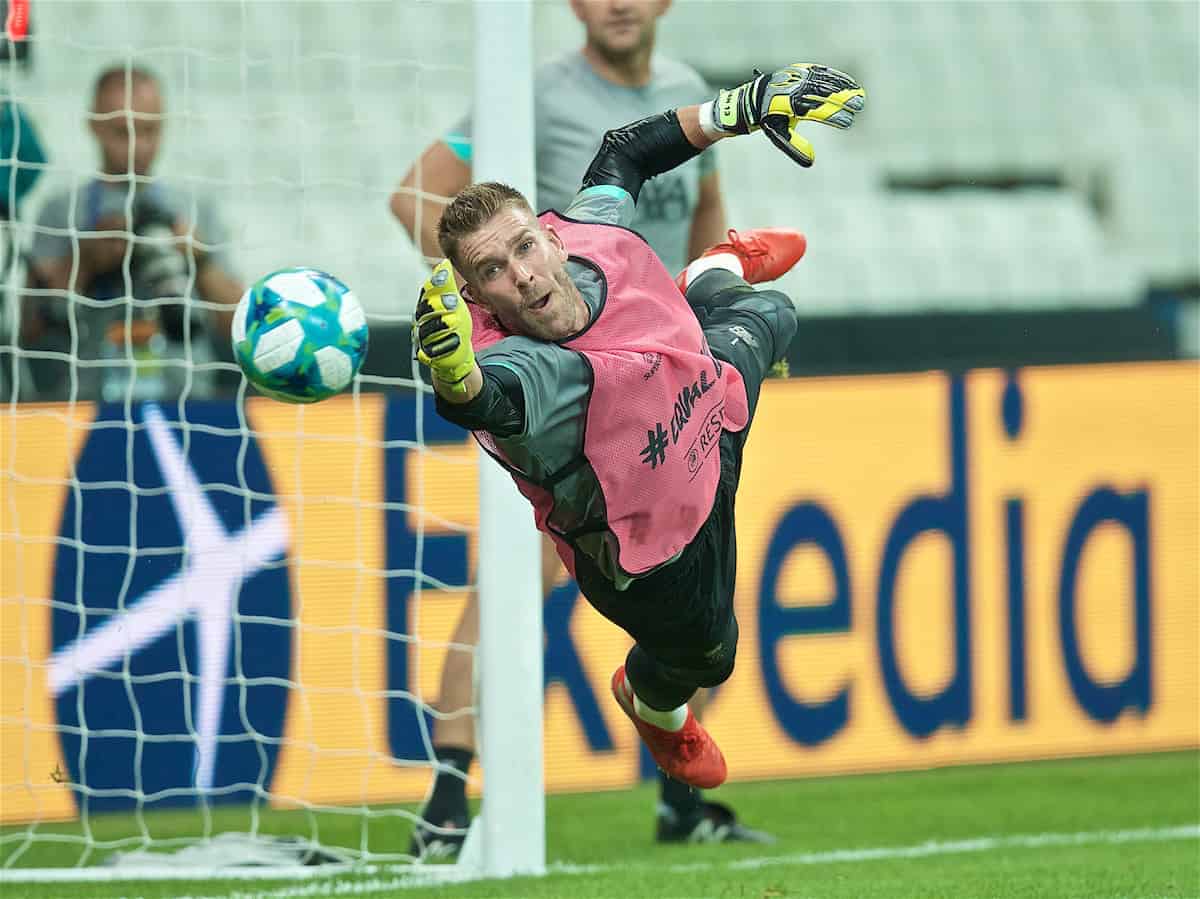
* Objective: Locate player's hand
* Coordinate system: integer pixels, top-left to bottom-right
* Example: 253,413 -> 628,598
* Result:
414,260 -> 475,394
713,63 -> 866,167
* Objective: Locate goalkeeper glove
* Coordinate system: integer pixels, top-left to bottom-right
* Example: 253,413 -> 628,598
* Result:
414,260 -> 476,396
712,63 -> 866,167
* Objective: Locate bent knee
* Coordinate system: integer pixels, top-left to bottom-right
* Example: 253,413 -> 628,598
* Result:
692,616 -> 739,688
755,290 -> 798,356
694,656 -> 735,689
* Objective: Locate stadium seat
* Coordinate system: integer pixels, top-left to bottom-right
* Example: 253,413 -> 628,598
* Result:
15,0 -> 1196,317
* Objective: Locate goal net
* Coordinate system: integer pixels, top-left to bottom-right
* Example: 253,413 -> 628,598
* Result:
1,0 -> 541,883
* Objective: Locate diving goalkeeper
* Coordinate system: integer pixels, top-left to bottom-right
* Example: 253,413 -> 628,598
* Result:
413,63 -> 865,787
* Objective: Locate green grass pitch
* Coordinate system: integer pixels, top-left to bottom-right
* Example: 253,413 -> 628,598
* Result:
2,751 -> 1197,899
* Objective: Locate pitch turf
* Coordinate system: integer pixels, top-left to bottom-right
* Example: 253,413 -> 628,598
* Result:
1,751 -> 1196,899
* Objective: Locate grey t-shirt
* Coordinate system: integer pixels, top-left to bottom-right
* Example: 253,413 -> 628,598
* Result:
27,179 -> 236,401
446,51 -> 715,275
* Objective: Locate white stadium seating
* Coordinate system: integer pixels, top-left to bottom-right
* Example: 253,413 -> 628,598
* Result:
8,0 -> 1197,317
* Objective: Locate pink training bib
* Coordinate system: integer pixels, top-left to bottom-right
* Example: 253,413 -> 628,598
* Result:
471,210 -> 748,579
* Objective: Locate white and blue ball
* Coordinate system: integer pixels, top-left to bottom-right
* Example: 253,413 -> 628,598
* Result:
232,267 -> 368,403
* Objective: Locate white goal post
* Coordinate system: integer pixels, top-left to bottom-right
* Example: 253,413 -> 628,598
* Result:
470,0 -> 545,880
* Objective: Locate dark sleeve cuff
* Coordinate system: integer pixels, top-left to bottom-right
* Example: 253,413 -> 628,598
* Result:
580,110 -> 702,204
434,364 -> 526,437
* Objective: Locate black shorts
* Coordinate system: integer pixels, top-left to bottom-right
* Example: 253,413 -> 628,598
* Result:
572,269 -> 797,677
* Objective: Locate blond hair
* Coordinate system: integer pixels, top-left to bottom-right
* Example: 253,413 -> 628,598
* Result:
437,181 -> 535,269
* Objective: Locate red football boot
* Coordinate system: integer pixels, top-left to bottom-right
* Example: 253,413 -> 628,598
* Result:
611,665 -> 727,789
676,228 -> 807,293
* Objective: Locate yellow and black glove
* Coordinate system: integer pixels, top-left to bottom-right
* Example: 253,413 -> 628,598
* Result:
413,260 -> 475,396
712,63 -> 866,167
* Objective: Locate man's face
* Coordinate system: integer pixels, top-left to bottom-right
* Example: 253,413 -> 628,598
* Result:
457,206 -> 583,342
90,78 -> 163,177
571,0 -> 669,58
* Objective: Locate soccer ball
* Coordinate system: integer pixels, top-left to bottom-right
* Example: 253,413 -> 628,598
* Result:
232,267 -> 369,403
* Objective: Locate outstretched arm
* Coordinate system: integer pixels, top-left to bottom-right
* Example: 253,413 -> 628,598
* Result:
578,106 -> 716,204
580,63 -> 866,203
414,262 -> 530,435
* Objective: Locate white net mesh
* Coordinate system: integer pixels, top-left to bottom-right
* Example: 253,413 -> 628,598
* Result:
1,0 -> 483,872
2,0 -> 1197,880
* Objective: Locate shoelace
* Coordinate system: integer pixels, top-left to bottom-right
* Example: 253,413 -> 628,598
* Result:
725,229 -> 769,260
675,729 -> 703,761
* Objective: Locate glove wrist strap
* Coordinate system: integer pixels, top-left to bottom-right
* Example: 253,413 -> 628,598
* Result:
697,101 -> 726,141
712,72 -> 766,135
432,367 -> 473,397
432,363 -> 472,385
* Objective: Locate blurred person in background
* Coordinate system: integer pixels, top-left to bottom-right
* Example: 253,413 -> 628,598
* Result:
0,94 -> 48,402
19,65 -> 243,402
391,0 -> 777,856
411,57 -> 860,858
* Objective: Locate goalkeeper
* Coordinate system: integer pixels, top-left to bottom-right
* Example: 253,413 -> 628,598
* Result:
415,64 -> 864,793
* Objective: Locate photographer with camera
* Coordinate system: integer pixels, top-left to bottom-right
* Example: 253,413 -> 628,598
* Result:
20,65 -> 243,401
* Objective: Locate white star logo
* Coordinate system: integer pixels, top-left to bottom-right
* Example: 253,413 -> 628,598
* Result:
47,404 -> 289,791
